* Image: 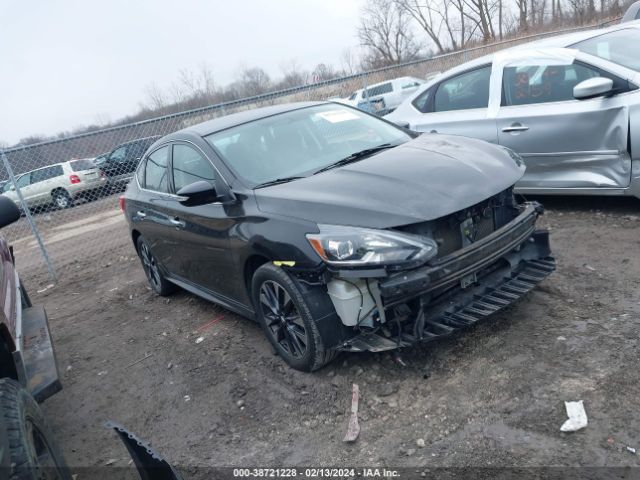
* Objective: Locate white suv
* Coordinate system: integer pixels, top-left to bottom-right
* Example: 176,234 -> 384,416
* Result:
2,159 -> 108,210
336,76 -> 426,115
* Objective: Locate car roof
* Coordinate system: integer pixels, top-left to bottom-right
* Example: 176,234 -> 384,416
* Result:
435,21 -> 640,78
180,101 -> 326,137
115,135 -> 161,149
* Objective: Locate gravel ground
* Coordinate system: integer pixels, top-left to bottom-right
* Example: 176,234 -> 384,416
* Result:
18,195 -> 640,476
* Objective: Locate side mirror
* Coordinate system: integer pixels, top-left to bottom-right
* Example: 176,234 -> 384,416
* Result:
176,181 -> 219,207
0,196 -> 21,227
574,77 -> 614,100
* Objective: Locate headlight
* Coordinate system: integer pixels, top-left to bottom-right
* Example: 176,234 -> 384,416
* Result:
306,225 -> 438,269
501,146 -> 525,167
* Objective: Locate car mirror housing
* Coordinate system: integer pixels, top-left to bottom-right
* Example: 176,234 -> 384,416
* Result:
0,196 -> 21,227
574,77 -> 614,100
176,181 -> 220,207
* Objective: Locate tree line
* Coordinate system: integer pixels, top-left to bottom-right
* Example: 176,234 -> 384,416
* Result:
3,0 -> 632,149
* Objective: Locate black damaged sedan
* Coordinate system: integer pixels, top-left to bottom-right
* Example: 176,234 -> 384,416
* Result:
122,102 -> 554,371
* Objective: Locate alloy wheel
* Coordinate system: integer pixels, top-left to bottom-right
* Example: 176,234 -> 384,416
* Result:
139,242 -> 161,290
54,194 -> 69,208
259,280 -> 308,358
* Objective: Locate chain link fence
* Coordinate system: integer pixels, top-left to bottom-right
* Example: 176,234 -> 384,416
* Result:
0,21 -> 614,285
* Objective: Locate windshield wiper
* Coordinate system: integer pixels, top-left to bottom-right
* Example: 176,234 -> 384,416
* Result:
253,176 -> 306,189
313,144 -> 395,175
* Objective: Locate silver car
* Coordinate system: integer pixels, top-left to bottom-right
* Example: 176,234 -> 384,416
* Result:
386,21 -> 640,199
2,159 -> 108,210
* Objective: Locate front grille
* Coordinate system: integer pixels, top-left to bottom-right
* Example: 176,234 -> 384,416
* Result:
397,188 -> 519,258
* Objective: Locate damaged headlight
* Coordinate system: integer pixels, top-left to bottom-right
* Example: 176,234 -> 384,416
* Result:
501,146 -> 525,167
306,225 -> 437,269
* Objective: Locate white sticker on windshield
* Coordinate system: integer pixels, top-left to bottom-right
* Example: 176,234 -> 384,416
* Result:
315,110 -> 359,123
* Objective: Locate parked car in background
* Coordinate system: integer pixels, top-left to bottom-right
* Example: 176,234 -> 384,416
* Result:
2,159 -> 108,210
0,196 -> 69,478
386,22 -> 640,199
100,136 -> 160,192
336,76 -> 425,115
622,1 -> 640,21
92,153 -> 109,167
122,102 -> 554,372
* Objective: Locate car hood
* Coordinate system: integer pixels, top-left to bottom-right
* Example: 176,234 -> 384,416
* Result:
254,134 -> 525,229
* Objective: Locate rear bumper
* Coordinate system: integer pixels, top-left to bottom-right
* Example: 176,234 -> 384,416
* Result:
69,177 -> 109,198
17,305 -> 62,402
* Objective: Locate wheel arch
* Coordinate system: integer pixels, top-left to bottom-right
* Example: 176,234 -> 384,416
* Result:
131,229 -> 142,252
243,254 -> 271,301
50,187 -> 68,198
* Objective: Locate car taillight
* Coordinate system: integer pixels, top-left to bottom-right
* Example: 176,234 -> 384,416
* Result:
119,196 -> 126,213
69,174 -> 81,184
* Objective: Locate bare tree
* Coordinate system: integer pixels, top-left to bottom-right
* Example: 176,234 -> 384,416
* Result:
358,0 -> 423,68
238,67 -> 272,97
339,48 -> 359,75
461,0 -> 497,42
278,59 -> 308,88
312,63 -> 337,82
144,82 -> 168,110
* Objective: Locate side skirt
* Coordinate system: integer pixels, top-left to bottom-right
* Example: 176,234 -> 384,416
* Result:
166,275 -> 255,320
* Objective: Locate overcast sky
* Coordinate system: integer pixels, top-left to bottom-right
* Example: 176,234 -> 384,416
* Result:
0,0 -> 364,145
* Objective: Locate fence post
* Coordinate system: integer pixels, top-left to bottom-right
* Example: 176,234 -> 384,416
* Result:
0,150 -> 58,282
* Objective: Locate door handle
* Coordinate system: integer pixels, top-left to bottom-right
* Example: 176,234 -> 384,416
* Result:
169,217 -> 185,228
136,211 -> 146,219
502,124 -> 529,133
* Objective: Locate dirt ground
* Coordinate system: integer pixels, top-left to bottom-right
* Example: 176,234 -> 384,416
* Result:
20,194 -> 640,474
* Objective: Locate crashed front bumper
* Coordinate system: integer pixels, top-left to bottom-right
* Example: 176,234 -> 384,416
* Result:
338,203 -> 555,352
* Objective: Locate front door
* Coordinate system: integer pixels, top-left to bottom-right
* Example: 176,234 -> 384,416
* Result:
497,62 -> 630,190
164,143 -> 238,301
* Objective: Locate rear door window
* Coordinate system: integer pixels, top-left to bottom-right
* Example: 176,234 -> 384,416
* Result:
30,168 -> 50,184
70,159 -> 96,171
144,147 -> 169,193
435,66 -> 492,112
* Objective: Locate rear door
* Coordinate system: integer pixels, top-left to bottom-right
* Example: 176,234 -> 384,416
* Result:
163,142 -> 237,299
497,61 -> 631,190
409,65 -> 498,143
131,146 -> 176,265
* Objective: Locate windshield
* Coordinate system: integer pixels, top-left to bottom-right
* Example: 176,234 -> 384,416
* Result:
70,159 -> 97,171
204,104 -> 411,186
574,29 -> 640,72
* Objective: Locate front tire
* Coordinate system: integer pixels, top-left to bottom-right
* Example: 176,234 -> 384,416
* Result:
136,236 -> 176,296
0,378 -> 71,480
252,263 -> 337,372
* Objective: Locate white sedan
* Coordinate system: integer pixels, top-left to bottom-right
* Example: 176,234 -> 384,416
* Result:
386,21 -> 640,199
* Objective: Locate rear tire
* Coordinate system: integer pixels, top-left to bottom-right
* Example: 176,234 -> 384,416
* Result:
0,378 -> 71,480
52,190 -> 72,209
252,263 -> 337,372
136,236 -> 176,296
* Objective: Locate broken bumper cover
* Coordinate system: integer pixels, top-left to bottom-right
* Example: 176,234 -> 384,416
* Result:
339,203 -> 555,352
